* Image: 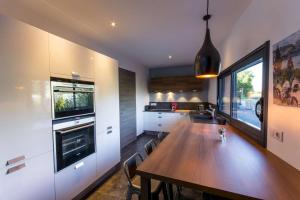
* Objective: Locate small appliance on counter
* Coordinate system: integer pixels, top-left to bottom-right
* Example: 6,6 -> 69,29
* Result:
171,102 -> 178,111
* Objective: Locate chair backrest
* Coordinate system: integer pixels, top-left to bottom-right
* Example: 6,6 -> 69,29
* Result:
144,139 -> 156,155
157,132 -> 168,142
123,153 -> 144,185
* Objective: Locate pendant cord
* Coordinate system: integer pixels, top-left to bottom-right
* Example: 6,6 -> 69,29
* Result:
206,0 -> 209,29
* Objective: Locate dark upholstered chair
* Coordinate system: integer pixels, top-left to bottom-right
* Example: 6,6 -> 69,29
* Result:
123,153 -> 168,200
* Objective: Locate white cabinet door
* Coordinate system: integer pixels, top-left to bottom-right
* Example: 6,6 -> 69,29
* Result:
96,129 -> 120,178
144,112 -> 159,132
143,112 -> 152,131
55,154 -> 97,200
49,34 -> 95,80
0,151 -> 55,200
160,113 -> 179,132
0,16 -> 52,167
94,52 -> 121,178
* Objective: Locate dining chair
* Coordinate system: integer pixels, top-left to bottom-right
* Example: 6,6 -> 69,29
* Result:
123,153 -> 168,200
144,139 -> 157,155
157,132 -> 168,144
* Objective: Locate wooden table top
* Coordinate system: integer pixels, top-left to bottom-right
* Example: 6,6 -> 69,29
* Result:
137,121 -> 300,200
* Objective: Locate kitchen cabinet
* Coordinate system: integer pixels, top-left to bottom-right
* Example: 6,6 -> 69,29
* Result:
94,53 -> 121,178
55,154 -> 97,200
0,151 -> 55,200
49,34 -> 95,80
0,15 -> 53,169
143,112 -> 189,132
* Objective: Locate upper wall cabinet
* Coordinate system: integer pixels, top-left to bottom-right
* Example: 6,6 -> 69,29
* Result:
149,76 -> 208,93
49,34 -> 95,80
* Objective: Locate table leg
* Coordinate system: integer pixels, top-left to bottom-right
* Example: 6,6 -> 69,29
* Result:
140,176 -> 151,200
168,183 -> 174,200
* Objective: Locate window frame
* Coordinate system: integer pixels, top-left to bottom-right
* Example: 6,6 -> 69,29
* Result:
217,41 -> 270,147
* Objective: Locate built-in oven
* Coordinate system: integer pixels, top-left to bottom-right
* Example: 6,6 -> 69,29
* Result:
53,116 -> 96,172
51,77 -> 95,120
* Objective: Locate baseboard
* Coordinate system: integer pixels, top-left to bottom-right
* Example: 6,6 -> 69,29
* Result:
74,162 -> 121,200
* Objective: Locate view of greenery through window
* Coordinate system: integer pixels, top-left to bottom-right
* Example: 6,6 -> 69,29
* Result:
233,61 -> 262,129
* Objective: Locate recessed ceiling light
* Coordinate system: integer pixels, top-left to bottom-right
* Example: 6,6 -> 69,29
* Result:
111,21 -> 116,27
168,55 -> 172,59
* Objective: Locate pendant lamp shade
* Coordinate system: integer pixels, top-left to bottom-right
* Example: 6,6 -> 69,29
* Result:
194,0 -> 221,78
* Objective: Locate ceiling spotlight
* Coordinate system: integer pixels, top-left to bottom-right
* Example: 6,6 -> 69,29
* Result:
111,21 -> 116,27
168,55 -> 172,59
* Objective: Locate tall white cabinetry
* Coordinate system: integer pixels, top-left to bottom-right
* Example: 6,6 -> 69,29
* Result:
49,34 -> 95,80
0,16 -> 55,200
94,53 -> 121,178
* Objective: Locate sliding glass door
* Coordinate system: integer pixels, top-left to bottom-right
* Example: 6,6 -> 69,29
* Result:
217,42 -> 269,147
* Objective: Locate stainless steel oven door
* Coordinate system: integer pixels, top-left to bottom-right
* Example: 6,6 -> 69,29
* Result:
53,117 -> 95,172
51,80 -> 95,120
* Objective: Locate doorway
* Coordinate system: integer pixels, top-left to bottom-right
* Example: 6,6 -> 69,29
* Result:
119,68 -> 137,148
218,42 -> 270,147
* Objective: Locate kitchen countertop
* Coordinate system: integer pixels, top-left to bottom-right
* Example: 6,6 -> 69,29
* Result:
143,109 -> 194,113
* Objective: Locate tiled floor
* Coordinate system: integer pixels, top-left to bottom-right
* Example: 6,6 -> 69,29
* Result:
86,133 -> 204,200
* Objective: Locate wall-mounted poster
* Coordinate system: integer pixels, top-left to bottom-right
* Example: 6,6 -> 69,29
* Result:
273,30 -> 300,107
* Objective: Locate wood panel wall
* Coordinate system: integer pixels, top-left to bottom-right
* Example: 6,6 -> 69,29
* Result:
119,68 -> 137,148
149,76 -> 208,92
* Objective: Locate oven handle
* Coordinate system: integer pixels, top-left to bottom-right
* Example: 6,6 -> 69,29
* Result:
57,123 -> 94,134
54,89 -> 94,93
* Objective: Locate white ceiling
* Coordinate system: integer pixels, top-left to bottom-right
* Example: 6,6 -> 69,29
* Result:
0,0 -> 251,68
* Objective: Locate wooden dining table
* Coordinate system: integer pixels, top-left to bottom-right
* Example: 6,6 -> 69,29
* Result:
136,121 -> 300,200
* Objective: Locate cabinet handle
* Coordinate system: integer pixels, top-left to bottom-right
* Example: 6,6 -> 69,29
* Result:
74,161 -> 84,170
6,155 -> 26,166
158,116 -> 162,118
158,112 -> 162,114
107,126 -> 112,130
57,123 -> 94,134
6,163 -> 26,175
107,130 -> 113,134
158,124 -> 162,127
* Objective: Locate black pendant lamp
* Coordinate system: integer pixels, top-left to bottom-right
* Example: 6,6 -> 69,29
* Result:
194,0 -> 221,78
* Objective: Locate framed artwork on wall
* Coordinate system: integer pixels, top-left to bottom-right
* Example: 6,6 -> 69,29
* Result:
273,30 -> 300,107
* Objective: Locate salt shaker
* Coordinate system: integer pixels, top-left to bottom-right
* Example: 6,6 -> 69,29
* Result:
218,127 -> 226,141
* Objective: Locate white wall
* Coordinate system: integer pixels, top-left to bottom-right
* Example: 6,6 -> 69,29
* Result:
215,0 -> 300,170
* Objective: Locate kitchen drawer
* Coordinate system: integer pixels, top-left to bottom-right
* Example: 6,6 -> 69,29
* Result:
55,154 -> 97,200
0,151 -> 55,200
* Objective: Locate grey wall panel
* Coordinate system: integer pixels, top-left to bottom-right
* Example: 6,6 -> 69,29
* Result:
119,68 -> 137,148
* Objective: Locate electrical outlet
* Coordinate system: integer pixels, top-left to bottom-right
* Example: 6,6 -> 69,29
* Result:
271,131 -> 284,143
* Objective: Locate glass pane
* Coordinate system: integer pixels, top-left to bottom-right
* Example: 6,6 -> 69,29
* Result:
219,75 -> 231,115
54,92 -> 75,113
232,59 -> 263,129
74,92 -> 94,110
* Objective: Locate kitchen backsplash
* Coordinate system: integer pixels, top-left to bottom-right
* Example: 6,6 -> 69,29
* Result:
149,91 -> 208,103
146,102 -> 215,110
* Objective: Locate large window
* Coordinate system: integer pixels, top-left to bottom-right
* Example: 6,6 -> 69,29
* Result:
217,42 -> 269,147
232,59 -> 263,130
